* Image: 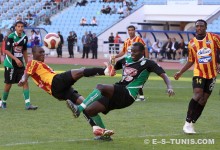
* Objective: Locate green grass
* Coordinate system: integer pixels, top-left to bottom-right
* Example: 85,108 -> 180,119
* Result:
0,64 -> 219,150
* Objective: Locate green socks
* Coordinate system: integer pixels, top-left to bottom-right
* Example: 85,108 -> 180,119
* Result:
2,92 -> 9,103
78,89 -> 102,112
1,90 -> 31,107
91,115 -> 105,128
23,89 -> 30,107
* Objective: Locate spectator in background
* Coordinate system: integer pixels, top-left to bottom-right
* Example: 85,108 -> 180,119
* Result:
75,0 -> 88,7
100,5 -> 106,14
176,39 -> 187,59
44,0 -> 51,6
150,39 -> 161,59
161,38 -> 172,59
90,16 -> 97,26
108,32 -> 114,54
81,32 -> 90,59
117,6 -> 123,15
170,37 -> 179,60
34,30 -> 41,46
91,33 -> 98,59
80,17 -> 87,26
29,30 -> 36,48
56,31 -> 64,58
44,16 -> 51,25
114,32 -> 121,54
67,31 -> 76,58
27,11 -> 32,18
142,32 -> 152,52
110,5 -> 117,15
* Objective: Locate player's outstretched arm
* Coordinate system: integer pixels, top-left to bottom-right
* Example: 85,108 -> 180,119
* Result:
160,73 -> 175,97
174,61 -> 194,80
18,73 -> 30,87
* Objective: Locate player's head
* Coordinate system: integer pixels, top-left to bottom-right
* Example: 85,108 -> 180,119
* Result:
127,25 -> 136,38
195,19 -> 207,36
15,21 -> 24,35
32,46 -> 45,62
131,42 -> 145,61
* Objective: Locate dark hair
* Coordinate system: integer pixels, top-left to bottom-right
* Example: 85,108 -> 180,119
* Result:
195,19 -> 207,27
127,25 -> 136,30
32,45 -> 41,53
15,21 -> 24,26
132,42 -> 145,51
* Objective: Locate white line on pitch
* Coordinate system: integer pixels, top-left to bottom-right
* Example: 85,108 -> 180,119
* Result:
1,131 -> 219,147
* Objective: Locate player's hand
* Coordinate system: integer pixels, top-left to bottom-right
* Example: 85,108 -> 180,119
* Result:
18,80 -> 25,87
15,58 -> 23,67
167,88 -> 175,97
110,55 -> 116,65
174,71 -> 181,80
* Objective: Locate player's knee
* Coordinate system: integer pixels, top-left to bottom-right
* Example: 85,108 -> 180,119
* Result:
96,84 -> 105,91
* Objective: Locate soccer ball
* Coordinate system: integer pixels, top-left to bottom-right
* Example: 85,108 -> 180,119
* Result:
44,33 -> 60,49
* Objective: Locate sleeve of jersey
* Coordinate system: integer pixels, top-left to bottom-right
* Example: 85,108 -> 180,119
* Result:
187,41 -> 195,62
138,38 -> 146,47
25,60 -> 39,75
122,41 -> 126,53
5,37 -> 13,51
114,58 -> 124,70
146,60 -> 165,76
213,34 -> 220,63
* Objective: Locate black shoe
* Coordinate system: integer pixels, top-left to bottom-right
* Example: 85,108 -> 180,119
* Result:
25,104 -> 38,110
66,100 -> 80,118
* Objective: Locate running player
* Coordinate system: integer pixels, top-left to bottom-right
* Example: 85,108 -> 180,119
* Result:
67,42 -> 175,140
0,21 -> 37,110
113,25 -> 149,101
174,19 -> 220,134
18,46 -> 114,140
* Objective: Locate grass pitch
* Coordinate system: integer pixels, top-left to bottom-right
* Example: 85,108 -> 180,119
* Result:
0,64 -> 219,150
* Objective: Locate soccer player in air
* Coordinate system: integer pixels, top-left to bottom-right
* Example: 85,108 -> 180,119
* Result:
113,25 -> 149,102
174,19 -> 220,134
67,42 -> 175,140
18,46 -> 114,140
0,21 -> 37,110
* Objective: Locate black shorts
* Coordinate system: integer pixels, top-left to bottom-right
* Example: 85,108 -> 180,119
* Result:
192,76 -> 216,94
98,84 -> 135,114
4,67 -> 24,84
51,70 -> 81,101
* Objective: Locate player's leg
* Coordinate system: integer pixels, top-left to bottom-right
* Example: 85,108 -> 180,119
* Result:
1,67 -> 14,108
86,102 -> 114,139
192,78 -> 215,123
67,84 -> 114,118
183,77 -> 205,134
135,88 -> 145,102
70,67 -> 105,81
77,84 -> 114,114
16,68 -> 38,110
22,82 -> 38,110
1,83 -> 12,108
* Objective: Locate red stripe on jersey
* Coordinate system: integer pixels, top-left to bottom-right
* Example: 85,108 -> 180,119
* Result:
207,34 -> 215,78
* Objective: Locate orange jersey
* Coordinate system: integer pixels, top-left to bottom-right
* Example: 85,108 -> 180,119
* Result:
122,36 -> 146,54
25,60 -> 56,94
188,32 -> 220,79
